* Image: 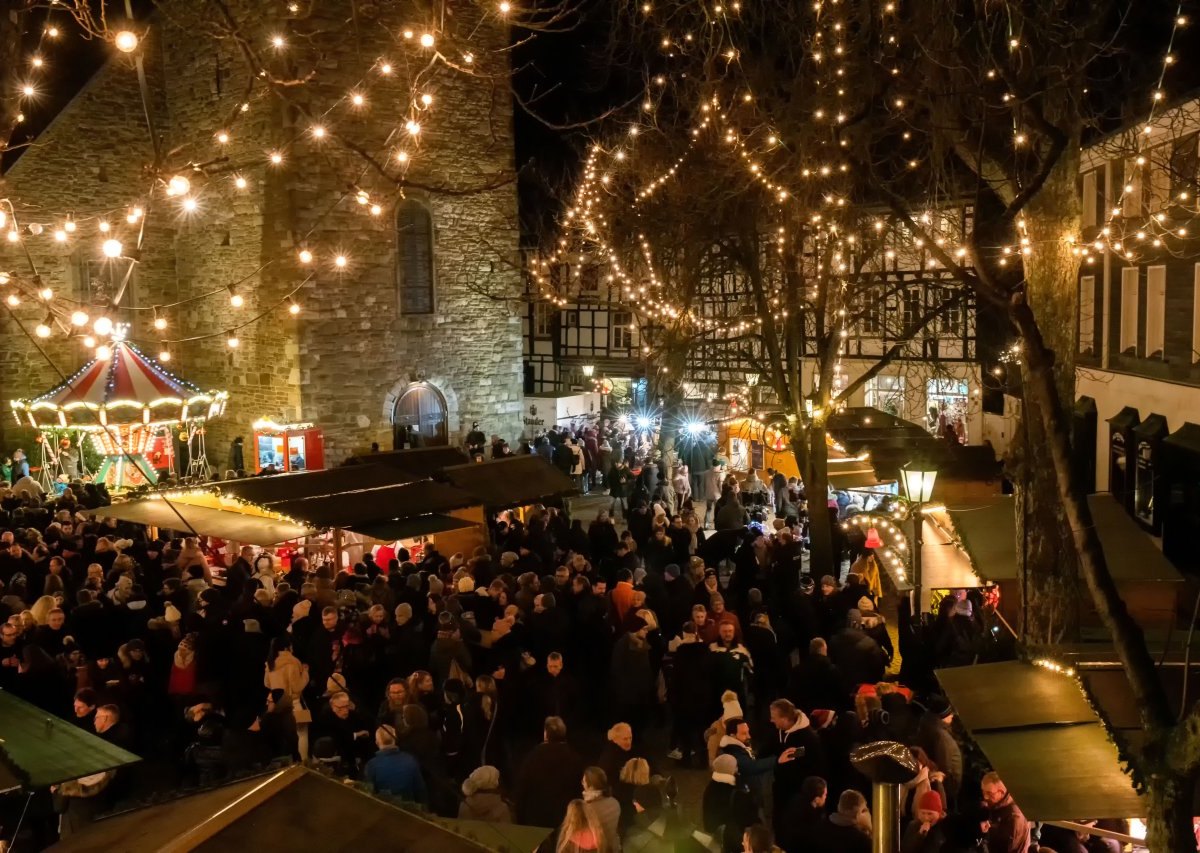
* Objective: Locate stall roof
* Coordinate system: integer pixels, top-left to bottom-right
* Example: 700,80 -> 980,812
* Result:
217,464 -> 418,505
345,514 -> 477,542
342,447 -> 470,476
0,690 -> 141,789
94,500 -> 316,546
442,456 -> 577,509
52,765 -> 551,853
948,494 -> 1182,583
937,661 -> 1145,821
1165,421 -> 1200,456
269,480 -> 477,529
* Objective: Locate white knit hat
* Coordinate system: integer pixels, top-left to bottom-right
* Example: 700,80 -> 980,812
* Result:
720,689 -> 744,721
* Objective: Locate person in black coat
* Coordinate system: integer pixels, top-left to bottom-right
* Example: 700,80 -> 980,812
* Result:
787,637 -> 848,713
666,626 -> 713,767
779,776 -> 827,853
827,611 -> 888,691
766,700 -> 826,842
702,753 -> 758,853
803,789 -> 871,853
513,715 -> 586,828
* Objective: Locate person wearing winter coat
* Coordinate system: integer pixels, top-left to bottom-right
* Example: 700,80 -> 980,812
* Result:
702,753 -> 758,853
515,716 -> 587,828
827,610 -> 888,689
718,718 -> 798,810
705,690 -> 745,767
981,772 -> 1030,853
609,619 -> 654,733
766,700 -> 826,840
914,695 -> 963,804
458,765 -> 513,823
805,788 -> 872,853
363,724 -> 427,803
901,789 -> 947,853
581,766 -> 621,852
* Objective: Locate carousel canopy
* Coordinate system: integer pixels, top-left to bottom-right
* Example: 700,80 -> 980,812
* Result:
11,341 -> 228,431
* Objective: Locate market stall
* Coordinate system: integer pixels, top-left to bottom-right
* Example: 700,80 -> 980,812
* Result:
251,418 -> 325,473
10,337 -> 227,490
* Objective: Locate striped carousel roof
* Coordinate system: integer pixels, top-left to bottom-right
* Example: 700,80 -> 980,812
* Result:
31,341 -> 202,406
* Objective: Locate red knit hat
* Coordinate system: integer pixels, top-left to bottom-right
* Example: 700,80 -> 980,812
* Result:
917,790 -> 943,814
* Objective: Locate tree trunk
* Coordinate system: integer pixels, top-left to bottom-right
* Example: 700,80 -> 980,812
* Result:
793,420 -> 834,578
1144,767 -> 1198,853
1013,137 -> 1083,643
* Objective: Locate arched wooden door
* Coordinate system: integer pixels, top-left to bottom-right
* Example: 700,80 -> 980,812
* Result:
392,383 -> 448,447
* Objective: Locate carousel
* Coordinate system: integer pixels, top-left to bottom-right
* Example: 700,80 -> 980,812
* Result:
10,335 -> 228,491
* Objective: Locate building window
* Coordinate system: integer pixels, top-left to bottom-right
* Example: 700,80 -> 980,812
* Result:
1193,264 -> 1200,363
864,375 -> 905,416
78,257 -> 136,310
1082,170 -> 1098,228
612,310 -> 632,350
564,310 -> 579,329
396,199 -> 434,315
1148,145 -> 1171,212
533,302 -> 553,338
940,291 -> 962,337
1171,134 -> 1199,205
392,383 -> 448,447
1146,265 -> 1166,359
1120,267 -> 1139,356
902,288 -> 921,328
1079,275 -> 1096,356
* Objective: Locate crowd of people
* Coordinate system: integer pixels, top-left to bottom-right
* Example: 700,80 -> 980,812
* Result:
0,429 -> 1115,853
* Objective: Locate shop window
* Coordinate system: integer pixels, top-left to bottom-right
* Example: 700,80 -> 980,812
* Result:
396,199 -> 434,315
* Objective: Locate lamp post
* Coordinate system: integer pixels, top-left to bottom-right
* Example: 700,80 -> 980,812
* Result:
745,371 -> 760,411
901,462 -> 938,613
581,364 -> 595,378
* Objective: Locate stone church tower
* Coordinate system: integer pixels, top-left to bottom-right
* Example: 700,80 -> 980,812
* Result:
0,0 -> 523,464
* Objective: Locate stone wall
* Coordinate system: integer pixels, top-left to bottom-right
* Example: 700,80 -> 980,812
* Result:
0,0 -> 523,468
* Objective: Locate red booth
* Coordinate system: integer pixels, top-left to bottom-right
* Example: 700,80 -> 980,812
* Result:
252,419 -> 325,473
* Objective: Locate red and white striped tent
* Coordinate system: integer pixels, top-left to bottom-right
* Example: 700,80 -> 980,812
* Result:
10,341 -> 228,431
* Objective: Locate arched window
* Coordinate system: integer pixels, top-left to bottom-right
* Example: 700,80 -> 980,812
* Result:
396,199 -> 435,314
392,383 -> 448,447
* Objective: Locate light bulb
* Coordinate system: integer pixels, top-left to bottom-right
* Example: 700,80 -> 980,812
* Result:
35,322 -> 51,338
102,239 -> 123,258
370,204 -> 382,216
334,255 -> 347,268
96,345 -> 112,360
153,316 -> 167,330
311,125 -> 326,139
159,350 -> 171,362
288,303 -> 301,315
230,292 -> 244,307
181,197 -> 198,212
64,220 -> 75,233
39,287 -> 53,300
396,151 -> 409,163
499,0 -> 511,11
351,93 -> 365,107
5,231 -> 16,243
421,93 -> 433,106
27,223 -> 42,236
235,176 -> 248,189
406,120 -> 421,135
420,33 -> 434,48
46,27 -> 59,38
82,335 -> 96,348
167,174 -> 191,196
298,249 -> 313,264
114,30 -> 139,52
217,131 -> 230,144
93,316 -> 114,336
270,151 -> 283,165
5,294 -> 18,307
271,35 -> 285,48
380,63 -> 393,74
98,220 -> 110,233
20,84 -> 35,97
71,311 -> 89,327
54,229 -> 67,242
227,335 -> 239,348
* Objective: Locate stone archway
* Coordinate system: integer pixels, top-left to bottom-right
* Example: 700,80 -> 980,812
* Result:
382,378 -> 460,448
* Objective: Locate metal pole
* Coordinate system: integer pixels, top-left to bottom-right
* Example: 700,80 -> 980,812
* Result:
871,781 -> 901,853
912,498 -> 925,613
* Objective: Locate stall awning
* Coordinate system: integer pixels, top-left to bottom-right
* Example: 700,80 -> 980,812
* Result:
937,661 -> 1144,821
93,500 -> 316,546
343,447 -> 471,476
948,494 -> 1182,583
0,690 -> 141,789
442,456 -> 577,510
345,514 -> 477,542
269,481 -> 477,529
828,468 -> 894,491
217,464 -> 417,505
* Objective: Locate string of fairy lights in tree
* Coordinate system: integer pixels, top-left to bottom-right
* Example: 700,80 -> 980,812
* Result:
2,0 -> 525,364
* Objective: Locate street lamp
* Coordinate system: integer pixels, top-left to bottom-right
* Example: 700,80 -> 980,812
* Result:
901,462 -> 938,613
581,364 -> 595,378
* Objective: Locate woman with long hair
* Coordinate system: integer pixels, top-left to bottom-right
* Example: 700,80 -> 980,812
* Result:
462,673 -> 507,774
29,595 -> 57,626
581,766 -> 621,851
556,799 -> 611,853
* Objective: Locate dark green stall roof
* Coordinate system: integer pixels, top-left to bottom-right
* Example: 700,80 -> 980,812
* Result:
0,690 -> 140,789
937,661 -> 1144,821
948,494 -> 1181,583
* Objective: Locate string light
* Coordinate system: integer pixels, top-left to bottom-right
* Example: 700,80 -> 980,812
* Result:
102,239 -> 123,258
114,31 -> 139,53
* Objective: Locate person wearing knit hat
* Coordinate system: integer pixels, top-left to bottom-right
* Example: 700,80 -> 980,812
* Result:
702,751 -> 755,853
456,575 -> 475,594
901,788 -> 947,852
500,551 -> 519,568
705,689 -> 746,765
459,764 -> 512,822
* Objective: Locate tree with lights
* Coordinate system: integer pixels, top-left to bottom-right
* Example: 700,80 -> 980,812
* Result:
543,0 -> 1200,845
